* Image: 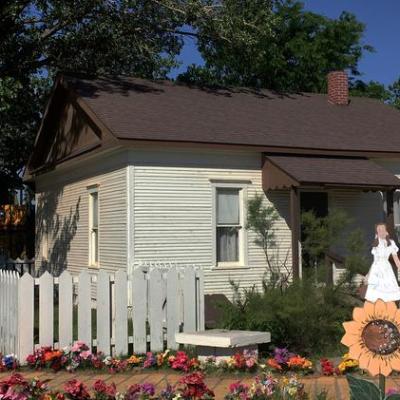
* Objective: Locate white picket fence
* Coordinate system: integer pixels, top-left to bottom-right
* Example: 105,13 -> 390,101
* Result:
0,266 -> 204,363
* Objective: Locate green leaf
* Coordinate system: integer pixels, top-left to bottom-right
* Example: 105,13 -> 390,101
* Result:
386,395 -> 400,400
347,374 -> 381,400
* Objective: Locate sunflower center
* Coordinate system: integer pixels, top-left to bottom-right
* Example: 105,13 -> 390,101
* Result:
361,319 -> 400,355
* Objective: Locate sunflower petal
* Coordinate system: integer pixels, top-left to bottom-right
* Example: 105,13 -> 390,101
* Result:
353,307 -> 367,323
341,333 -> 359,347
394,310 -> 400,325
379,358 -> 392,377
389,353 -> 400,371
368,357 -> 381,376
343,321 -> 362,335
348,342 -> 364,360
364,301 -> 376,319
374,299 -> 387,318
358,350 -> 372,370
386,302 -> 398,317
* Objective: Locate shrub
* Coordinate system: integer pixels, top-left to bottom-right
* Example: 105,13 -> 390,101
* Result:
219,277 -> 353,356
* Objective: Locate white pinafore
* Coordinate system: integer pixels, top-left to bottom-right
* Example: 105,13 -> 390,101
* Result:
365,238 -> 400,302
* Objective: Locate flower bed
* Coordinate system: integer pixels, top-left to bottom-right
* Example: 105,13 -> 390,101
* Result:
1,344 -> 359,377
0,372 -> 316,400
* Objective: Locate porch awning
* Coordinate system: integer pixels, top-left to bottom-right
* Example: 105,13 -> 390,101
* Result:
262,154 -> 400,191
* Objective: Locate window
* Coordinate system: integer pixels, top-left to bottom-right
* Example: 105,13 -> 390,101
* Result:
395,190 -> 400,240
89,189 -> 99,266
215,187 -> 244,265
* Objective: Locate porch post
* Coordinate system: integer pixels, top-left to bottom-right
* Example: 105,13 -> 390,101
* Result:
290,186 -> 300,280
385,189 -> 398,279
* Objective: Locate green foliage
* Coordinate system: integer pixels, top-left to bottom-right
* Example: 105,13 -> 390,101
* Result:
181,0 -> 371,92
246,193 -> 290,286
347,375 -> 381,400
0,0 -> 211,193
301,208 -> 349,267
350,78 -> 400,109
219,276 -> 353,355
346,374 -> 400,400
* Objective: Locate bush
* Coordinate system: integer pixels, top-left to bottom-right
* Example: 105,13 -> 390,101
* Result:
219,277 -> 355,356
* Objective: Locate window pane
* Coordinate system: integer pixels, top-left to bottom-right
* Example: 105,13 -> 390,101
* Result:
92,192 -> 98,228
395,191 -> 400,226
217,188 -> 240,225
217,227 -> 239,262
94,231 -> 98,263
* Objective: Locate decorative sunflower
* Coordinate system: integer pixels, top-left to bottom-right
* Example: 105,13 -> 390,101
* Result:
341,299 -> 400,377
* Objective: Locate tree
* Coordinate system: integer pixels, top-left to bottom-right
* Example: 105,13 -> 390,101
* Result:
0,0 -> 222,198
180,0 -> 372,92
349,78 -> 400,109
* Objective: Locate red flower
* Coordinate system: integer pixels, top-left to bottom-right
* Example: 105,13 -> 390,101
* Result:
320,358 -> 335,376
64,379 -> 90,400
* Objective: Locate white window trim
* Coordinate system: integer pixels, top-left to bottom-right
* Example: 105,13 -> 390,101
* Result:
394,190 -> 400,237
88,185 -> 99,268
211,181 -> 249,269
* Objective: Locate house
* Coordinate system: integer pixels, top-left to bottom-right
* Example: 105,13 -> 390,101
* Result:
25,71 -> 400,295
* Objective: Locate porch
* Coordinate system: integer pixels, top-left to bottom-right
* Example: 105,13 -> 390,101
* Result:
262,154 -> 400,279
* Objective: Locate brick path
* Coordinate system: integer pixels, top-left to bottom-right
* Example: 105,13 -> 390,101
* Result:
2,370 -> 400,399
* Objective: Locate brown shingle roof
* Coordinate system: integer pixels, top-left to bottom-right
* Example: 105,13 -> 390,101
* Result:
63,74 -> 400,153
264,154 -> 400,188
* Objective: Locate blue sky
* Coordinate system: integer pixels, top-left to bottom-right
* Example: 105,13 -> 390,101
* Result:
170,1 -> 400,86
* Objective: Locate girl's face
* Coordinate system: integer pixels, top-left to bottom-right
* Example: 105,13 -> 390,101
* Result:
376,224 -> 388,239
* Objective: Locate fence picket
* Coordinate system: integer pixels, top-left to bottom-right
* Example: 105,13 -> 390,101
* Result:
9,272 -> 19,354
133,268 -> 147,353
115,270 -> 128,355
149,268 -> 163,352
0,264 -> 203,358
18,273 -> 34,363
97,270 -> 111,355
166,268 -> 179,349
39,271 -> 54,346
78,270 -> 92,347
0,271 -> 4,353
59,271 -> 73,348
197,269 -> 205,330
183,266 -> 197,332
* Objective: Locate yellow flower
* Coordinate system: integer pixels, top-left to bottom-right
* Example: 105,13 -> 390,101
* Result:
341,299 -> 400,377
127,355 -> 142,365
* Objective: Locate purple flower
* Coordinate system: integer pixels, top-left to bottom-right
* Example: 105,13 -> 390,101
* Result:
273,348 -> 293,365
141,383 -> 155,396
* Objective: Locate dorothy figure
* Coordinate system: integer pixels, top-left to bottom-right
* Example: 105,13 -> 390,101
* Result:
364,222 -> 400,302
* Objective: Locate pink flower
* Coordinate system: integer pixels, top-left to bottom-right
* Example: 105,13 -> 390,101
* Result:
80,351 -> 92,360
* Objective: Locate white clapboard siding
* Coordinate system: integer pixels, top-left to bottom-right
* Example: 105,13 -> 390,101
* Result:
78,270 -> 92,345
59,271 -> 73,348
39,271 -> 54,346
130,148 -> 293,297
0,265 -> 204,362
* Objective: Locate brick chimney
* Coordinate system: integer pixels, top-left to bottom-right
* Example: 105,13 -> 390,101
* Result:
327,71 -> 349,105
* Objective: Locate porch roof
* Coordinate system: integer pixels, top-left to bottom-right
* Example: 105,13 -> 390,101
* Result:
262,154 -> 400,191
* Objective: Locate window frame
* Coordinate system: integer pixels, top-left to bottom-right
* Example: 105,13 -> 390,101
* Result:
88,186 -> 99,267
211,181 -> 248,269
394,190 -> 400,240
